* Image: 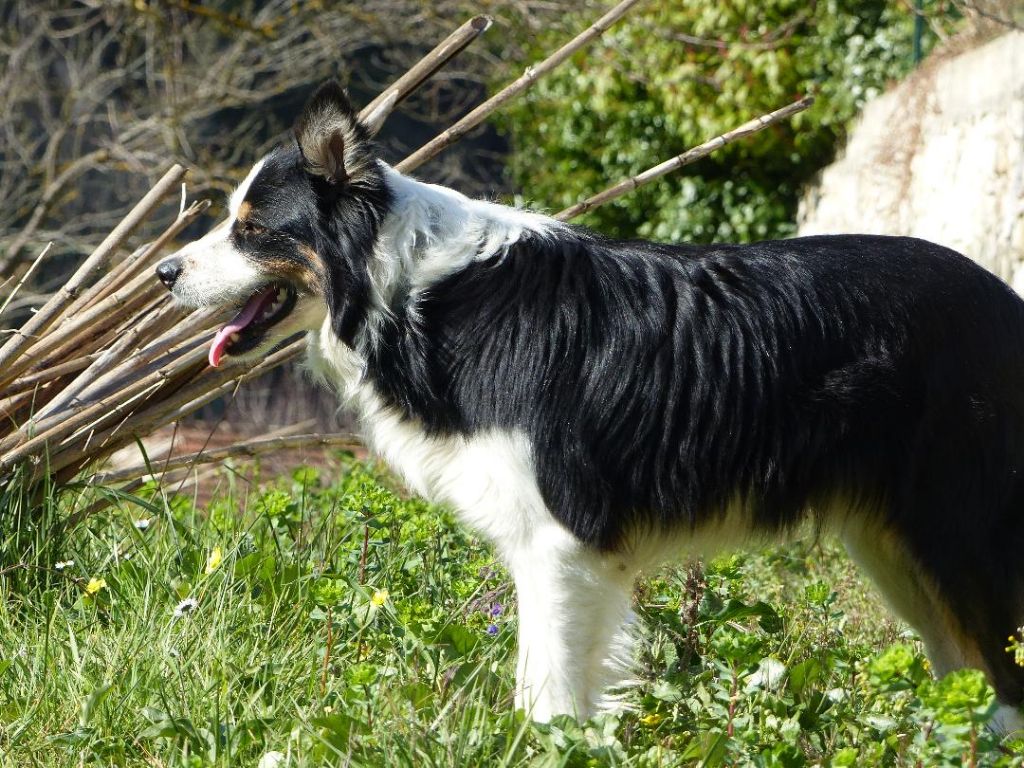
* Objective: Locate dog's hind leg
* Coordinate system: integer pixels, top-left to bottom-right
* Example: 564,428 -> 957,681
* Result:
842,523 -> 976,677
509,521 -> 636,722
843,518 -> 1024,735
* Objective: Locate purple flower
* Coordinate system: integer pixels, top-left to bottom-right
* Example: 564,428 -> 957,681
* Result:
490,603 -> 503,617
486,624 -> 499,636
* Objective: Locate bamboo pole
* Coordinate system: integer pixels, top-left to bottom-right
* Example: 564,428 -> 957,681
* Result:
0,338 -> 209,465
31,296 -> 176,421
65,198 -> 211,319
556,95 -> 816,220
0,164 -> 188,385
396,0 -> 643,174
43,341 -> 299,479
43,302 -> 217,416
0,387 -> 44,426
4,355 -> 98,394
4,265 -> 172,380
359,15 -> 493,134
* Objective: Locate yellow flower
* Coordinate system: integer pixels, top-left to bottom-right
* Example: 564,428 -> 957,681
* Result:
370,589 -> 389,607
85,577 -> 106,595
639,713 -> 664,727
205,546 -> 223,574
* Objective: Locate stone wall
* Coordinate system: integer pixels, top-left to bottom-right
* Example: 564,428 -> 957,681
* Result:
797,32 -> 1024,288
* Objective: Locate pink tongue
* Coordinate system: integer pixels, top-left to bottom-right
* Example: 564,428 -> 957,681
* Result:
209,287 -> 278,367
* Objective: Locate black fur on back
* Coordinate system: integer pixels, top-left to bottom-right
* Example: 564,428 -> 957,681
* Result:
358,229 -> 1024,553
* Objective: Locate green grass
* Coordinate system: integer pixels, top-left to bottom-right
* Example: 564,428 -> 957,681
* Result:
1,456 -> 1022,766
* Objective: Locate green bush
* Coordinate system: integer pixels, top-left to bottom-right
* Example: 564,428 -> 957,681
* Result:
501,1 -> 930,243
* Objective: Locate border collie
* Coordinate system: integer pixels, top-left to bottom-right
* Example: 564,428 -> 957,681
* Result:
157,82 -> 1024,729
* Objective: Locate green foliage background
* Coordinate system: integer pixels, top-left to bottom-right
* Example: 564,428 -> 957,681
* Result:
500,1 -> 928,243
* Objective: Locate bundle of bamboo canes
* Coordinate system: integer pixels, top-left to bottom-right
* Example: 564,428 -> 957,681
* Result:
0,0 -> 811,510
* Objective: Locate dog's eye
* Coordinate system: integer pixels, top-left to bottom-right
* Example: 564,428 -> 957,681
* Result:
237,220 -> 266,237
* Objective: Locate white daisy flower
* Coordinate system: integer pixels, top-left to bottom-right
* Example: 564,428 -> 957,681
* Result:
134,518 -> 151,530
173,597 -> 198,617
54,560 -> 74,571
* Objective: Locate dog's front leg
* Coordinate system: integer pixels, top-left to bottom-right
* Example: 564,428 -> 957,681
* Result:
509,523 -> 635,722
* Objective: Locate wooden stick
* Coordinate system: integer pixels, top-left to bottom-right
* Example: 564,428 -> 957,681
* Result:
4,264 -> 171,381
0,164 -> 187,386
4,354 -> 99,394
89,433 -> 359,486
0,336 -> 210,465
31,295 -> 173,421
396,0 -> 642,174
3,315 -> 140,411
65,198 -> 210,319
44,341 -> 299,478
0,387 -> 45,427
555,95 -> 816,221
47,303 -> 215,414
359,15 -> 493,135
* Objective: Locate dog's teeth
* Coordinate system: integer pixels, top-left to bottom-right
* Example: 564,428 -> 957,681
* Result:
270,302 -> 282,313
276,289 -> 287,302
229,333 -> 240,342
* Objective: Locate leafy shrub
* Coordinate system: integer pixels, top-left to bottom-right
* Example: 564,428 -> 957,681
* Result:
500,1 -> 933,243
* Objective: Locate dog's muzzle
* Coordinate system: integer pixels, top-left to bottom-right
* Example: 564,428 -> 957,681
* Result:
156,257 -> 183,290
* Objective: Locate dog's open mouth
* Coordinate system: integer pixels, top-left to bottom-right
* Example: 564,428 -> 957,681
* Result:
209,283 -> 298,367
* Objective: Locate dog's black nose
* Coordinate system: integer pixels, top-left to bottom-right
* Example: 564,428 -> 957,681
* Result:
155,257 -> 183,290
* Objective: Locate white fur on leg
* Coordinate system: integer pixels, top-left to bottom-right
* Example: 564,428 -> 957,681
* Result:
509,522 -> 636,722
311,323 -> 642,723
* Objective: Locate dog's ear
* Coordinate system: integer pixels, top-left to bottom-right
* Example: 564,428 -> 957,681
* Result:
294,80 -> 373,185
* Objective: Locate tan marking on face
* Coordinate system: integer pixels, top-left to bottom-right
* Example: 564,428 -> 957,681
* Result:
257,253 -> 324,295
296,243 -> 327,293
237,200 -> 252,222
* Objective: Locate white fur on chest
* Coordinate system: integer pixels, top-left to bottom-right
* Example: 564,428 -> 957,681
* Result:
309,322 -> 550,554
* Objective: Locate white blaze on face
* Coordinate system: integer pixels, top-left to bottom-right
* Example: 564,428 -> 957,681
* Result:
161,156 -> 327,367
166,158 -> 267,309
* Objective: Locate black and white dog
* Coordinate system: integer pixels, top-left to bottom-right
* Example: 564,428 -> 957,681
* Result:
158,82 -> 1024,729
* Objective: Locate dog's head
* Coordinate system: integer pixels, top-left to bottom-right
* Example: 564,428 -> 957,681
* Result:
156,81 -> 390,367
